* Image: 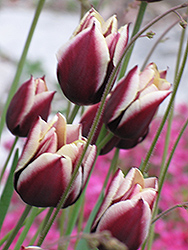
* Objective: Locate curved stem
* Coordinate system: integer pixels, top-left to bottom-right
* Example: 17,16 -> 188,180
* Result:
152,201 -> 188,224
0,0 -> 46,140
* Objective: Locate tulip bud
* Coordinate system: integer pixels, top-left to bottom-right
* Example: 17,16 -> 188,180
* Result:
6,76 -> 55,137
57,8 -> 129,105
14,113 -> 97,208
92,167 -> 158,250
104,63 -> 171,140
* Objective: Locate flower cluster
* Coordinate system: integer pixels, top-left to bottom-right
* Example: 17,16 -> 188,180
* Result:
3,3 -> 181,250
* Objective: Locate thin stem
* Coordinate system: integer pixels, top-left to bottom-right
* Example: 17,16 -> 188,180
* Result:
0,136 -> 18,182
146,118 -> 188,250
0,0 -> 46,140
2,205 -> 32,250
152,202 -> 188,224
13,207 -> 39,250
67,105 -> 80,124
119,1 -> 148,79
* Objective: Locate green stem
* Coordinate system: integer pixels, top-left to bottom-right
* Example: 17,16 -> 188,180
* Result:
152,201 -> 188,224
67,105 -> 80,124
119,1 -> 148,79
0,0 -> 46,140
147,118 -> 188,250
2,205 -> 32,250
13,207 -> 39,250
0,137 -> 18,182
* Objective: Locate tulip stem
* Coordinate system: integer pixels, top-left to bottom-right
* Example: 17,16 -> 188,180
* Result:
118,1 -> 148,79
2,205 -> 32,250
146,118 -> 188,250
67,104 -> 80,124
152,201 -> 188,224
0,136 -> 18,183
0,0 -> 46,140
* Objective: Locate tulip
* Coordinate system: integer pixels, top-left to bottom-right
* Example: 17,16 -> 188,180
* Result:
103,63 -> 171,140
14,113 -> 96,208
57,8 -> 129,105
6,76 -> 55,137
91,167 -> 158,250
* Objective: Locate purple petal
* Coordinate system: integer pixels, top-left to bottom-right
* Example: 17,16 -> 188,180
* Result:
15,153 -> 75,207
96,199 -> 151,250
57,23 -> 110,105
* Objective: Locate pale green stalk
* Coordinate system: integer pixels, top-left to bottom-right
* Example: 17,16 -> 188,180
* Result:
2,205 -> 32,250
13,207 -> 39,250
119,1 -> 148,79
152,201 -> 188,224
36,3 -> 188,246
67,105 -> 80,123
0,0 -> 46,140
0,137 -> 18,182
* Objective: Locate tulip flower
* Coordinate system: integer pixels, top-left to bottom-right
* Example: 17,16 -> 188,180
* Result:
6,76 -> 55,137
104,63 -> 171,140
14,113 -> 96,208
57,8 -> 129,105
91,167 -> 158,250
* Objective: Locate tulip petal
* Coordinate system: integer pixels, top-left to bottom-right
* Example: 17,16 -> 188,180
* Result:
104,66 -> 139,124
6,76 -> 35,135
66,124 -> 82,144
113,167 -> 144,202
16,117 -> 45,173
116,90 -> 171,139
113,24 -> 129,67
96,199 -> 151,250
18,91 -> 55,136
132,189 -> 158,210
15,153 -> 73,207
92,169 -> 124,230
57,23 -> 110,105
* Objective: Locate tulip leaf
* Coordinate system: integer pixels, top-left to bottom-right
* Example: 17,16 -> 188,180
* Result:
0,149 -> 19,231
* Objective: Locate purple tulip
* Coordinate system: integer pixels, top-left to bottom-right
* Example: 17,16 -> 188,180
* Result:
6,76 -> 55,137
104,63 -> 171,140
57,8 -> 129,105
92,167 -> 158,250
14,113 -> 97,208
